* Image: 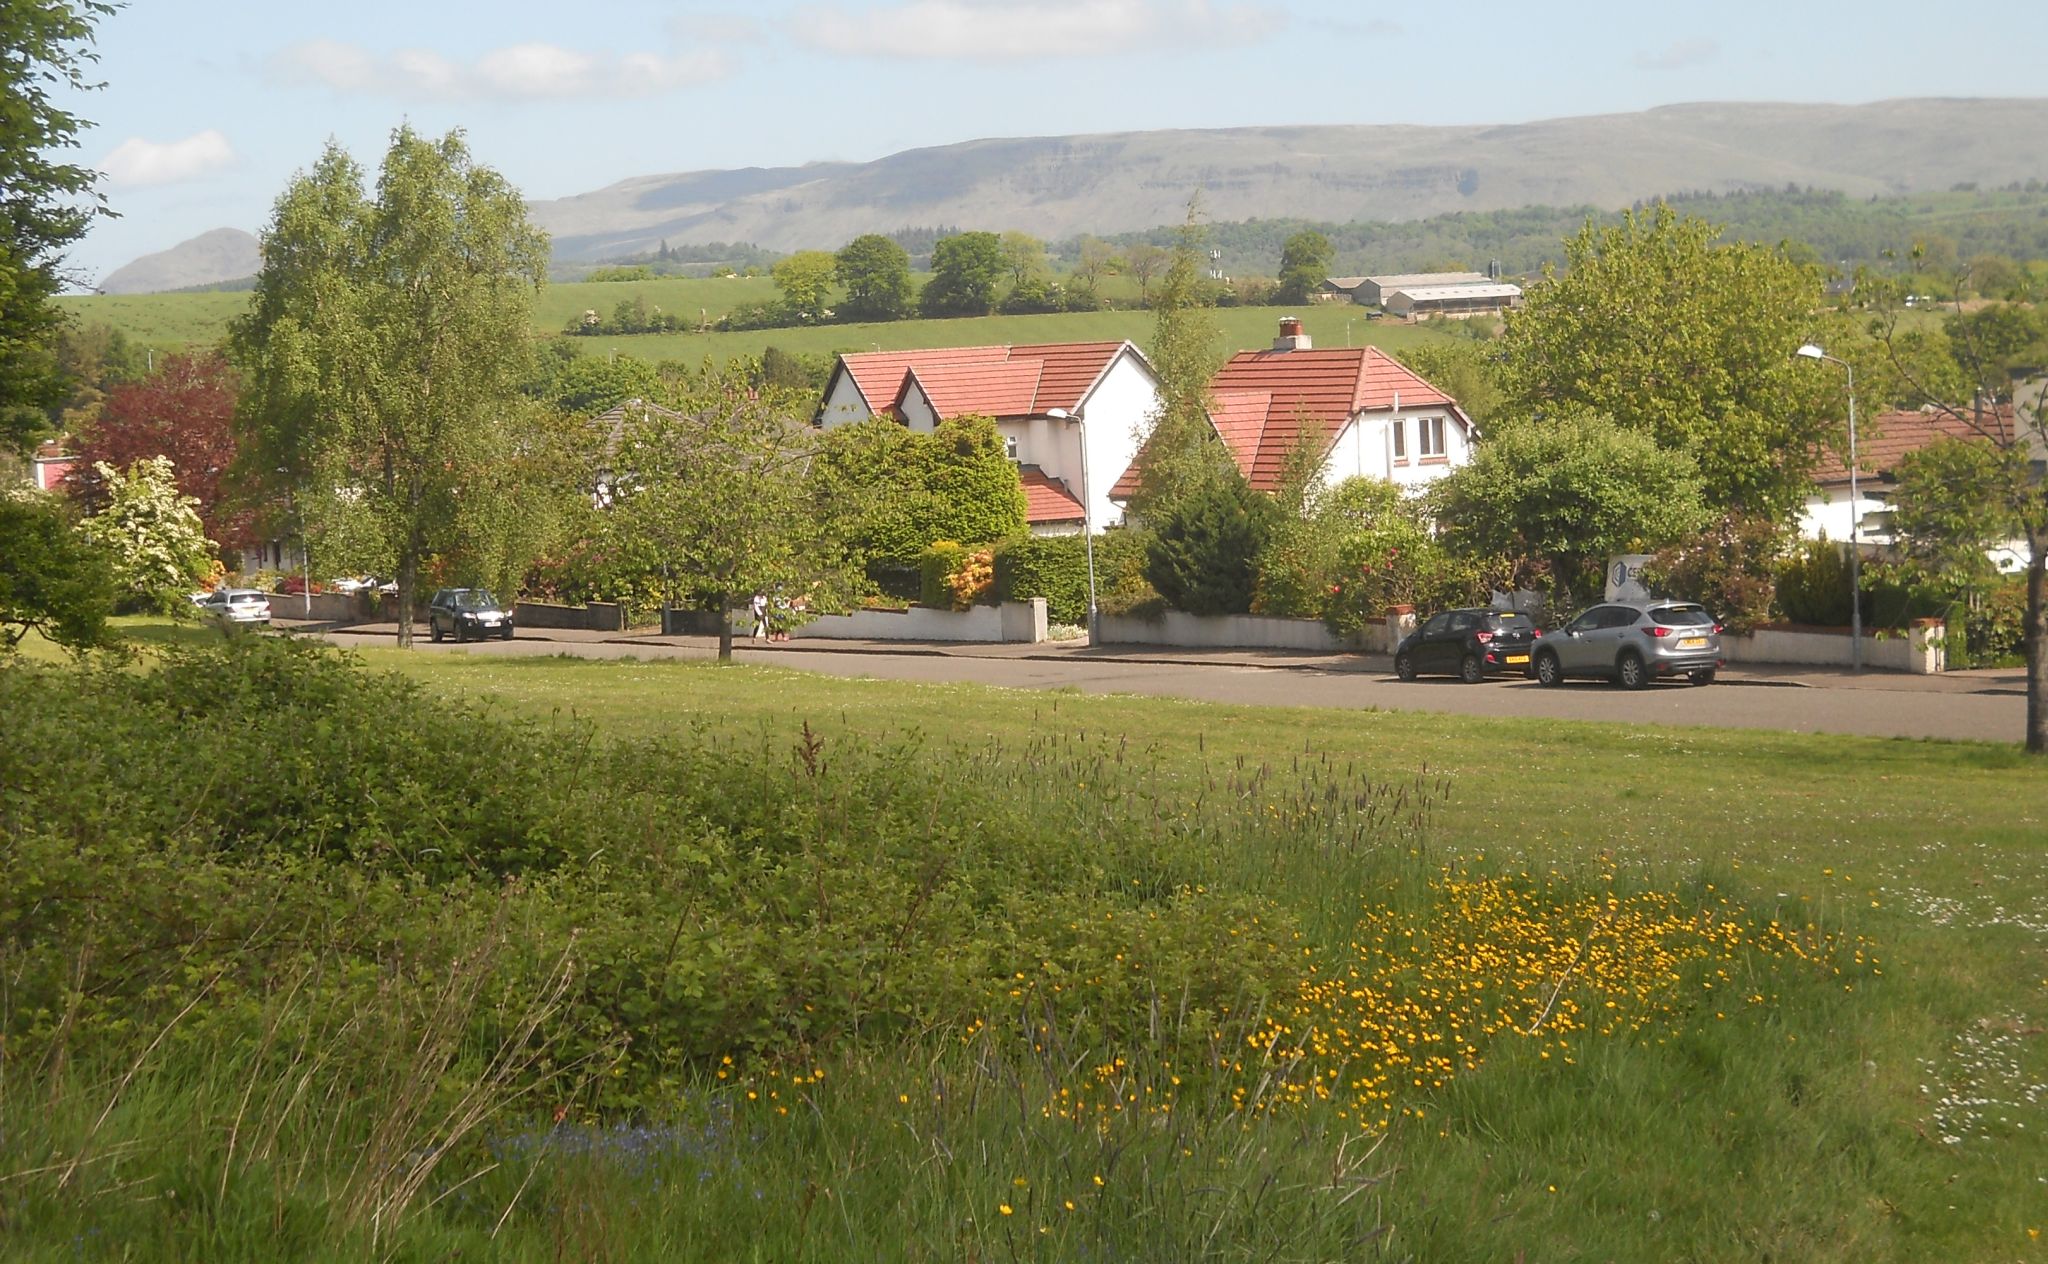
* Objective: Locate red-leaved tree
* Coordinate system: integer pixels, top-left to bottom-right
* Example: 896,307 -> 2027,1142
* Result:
69,350 -> 253,548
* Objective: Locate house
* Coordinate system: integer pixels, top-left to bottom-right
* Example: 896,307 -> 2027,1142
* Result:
1354,272 -> 1491,308
1800,403 -> 2037,571
1110,318 -> 1476,505
30,440 -> 78,493
817,341 -> 1160,535
1382,282 -> 1522,320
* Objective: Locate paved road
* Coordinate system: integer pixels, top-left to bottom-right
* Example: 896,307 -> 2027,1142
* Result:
310,628 -> 2029,744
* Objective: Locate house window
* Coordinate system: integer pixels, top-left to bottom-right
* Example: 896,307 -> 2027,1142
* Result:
1418,416 -> 1447,460
1389,419 -> 1407,463
1003,435 -> 1019,461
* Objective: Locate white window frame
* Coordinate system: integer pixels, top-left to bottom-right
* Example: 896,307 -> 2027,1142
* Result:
1418,416 -> 1447,460
1389,417 -> 1407,463
1003,434 -> 1020,461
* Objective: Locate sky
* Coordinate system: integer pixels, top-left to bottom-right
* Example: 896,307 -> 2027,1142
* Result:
55,0 -> 2048,284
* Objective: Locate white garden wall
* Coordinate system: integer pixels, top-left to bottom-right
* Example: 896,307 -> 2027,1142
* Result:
1098,610 -> 1390,654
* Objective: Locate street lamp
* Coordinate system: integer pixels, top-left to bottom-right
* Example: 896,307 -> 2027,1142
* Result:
1795,343 -> 1862,670
1045,407 -> 1099,645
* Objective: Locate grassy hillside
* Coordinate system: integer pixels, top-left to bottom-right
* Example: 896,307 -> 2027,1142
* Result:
56,280 -> 1459,364
3,627 -> 2042,1261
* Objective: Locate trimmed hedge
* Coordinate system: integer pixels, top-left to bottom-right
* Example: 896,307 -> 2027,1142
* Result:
919,542 -> 969,609
992,530 -> 1152,625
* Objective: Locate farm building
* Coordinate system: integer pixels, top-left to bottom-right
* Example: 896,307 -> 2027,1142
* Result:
1382,282 -> 1523,319
1354,271 -> 1491,308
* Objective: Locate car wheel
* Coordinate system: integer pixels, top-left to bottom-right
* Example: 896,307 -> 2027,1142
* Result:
430,622 -> 444,643
1460,653 -> 1485,684
1687,668 -> 1716,686
1535,651 -> 1564,687
1394,651 -> 1417,681
1617,650 -> 1650,690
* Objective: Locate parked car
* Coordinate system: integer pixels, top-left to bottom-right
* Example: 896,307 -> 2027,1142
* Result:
428,588 -> 515,642
1393,608 -> 1542,682
196,588 -> 272,625
1531,600 -> 1723,689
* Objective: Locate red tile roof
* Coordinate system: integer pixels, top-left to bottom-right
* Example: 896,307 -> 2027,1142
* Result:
1813,405 -> 2017,486
1207,348 -> 1459,492
836,341 -> 1126,420
1108,390 -> 1272,501
1019,465 -> 1085,523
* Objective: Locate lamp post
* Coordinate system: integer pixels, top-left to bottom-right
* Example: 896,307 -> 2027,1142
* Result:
1795,343 -> 1861,670
1046,407 -> 1099,645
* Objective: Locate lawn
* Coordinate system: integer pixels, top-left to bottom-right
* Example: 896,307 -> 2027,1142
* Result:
4,626 -> 2042,1261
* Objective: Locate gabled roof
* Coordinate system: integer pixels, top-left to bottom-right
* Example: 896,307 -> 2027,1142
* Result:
1110,347 -> 1462,497
1386,283 -> 1523,302
833,341 -> 1131,421
1813,404 -> 2018,487
1019,465 -> 1086,523
1365,271 -> 1491,289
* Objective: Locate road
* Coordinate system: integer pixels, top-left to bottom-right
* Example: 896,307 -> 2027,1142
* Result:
311,628 -> 2029,744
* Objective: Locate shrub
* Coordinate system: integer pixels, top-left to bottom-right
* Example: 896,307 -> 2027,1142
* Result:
1774,538 -> 1856,626
992,529 -> 1155,625
1144,476 -> 1274,616
919,541 -> 969,608
1643,512 -> 1787,631
945,547 -> 994,608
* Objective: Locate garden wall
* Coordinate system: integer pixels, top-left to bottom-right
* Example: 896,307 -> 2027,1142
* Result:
1720,620 -> 1944,674
1098,610 -> 1392,655
774,600 -> 1048,644
513,601 -> 627,632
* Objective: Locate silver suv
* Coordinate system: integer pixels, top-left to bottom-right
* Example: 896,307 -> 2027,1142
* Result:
1532,600 -> 1722,689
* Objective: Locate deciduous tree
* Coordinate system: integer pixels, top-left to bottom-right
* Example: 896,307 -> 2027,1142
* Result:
0,1 -> 115,459
230,128 -> 548,646
0,489 -> 114,653
69,350 -> 248,547
921,231 -> 1005,317
834,234 -> 914,321
770,249 -> 838,322
75,456 -> 215,612
1128,205 -> 1233,521
1276,230 -> 1335,305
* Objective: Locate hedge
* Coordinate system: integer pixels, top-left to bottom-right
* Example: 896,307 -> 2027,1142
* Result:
992,530 -> 1152,625
919,542 -> 969,609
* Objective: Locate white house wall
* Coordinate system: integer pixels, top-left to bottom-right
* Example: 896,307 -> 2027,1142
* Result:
818,372 -> 873,429
1074,350 -> 1157,529
1317,411 -> 1470,492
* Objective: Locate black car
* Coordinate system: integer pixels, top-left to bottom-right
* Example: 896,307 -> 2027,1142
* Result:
1393,608 -> 1542,682
427,588 -> 515,642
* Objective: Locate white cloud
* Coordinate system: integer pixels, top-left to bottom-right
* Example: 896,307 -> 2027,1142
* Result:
270,38 -> 731,101
1632,38 -> 1719,71
98,130 -> 236,187
787,0 -> 1281,60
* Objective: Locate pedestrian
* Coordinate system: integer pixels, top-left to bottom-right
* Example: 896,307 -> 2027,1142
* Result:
770,590 -> 791,642
750,591 -> 769,641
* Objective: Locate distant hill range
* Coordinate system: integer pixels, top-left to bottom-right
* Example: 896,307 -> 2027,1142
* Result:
99,98 -> 2048,289
99,227 -> 259,295
531,98 -> 2048,261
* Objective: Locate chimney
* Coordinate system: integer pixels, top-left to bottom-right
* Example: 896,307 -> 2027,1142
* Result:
1273,316 -> 1312,352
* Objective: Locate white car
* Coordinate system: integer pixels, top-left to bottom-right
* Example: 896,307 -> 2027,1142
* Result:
196,588 -> 272,625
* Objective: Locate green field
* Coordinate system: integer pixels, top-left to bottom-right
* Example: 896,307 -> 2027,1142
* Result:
2,622 -> 2043,1261
57,277 -> 1456,365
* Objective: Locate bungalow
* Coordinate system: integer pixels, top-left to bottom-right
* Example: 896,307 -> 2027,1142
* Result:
1111,318 -> 1476,505
1800,402 -> 2039,571
817,341 -> 1159,535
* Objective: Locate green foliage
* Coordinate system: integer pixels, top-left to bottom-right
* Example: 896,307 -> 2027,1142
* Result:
1886,437 -> 2026,595
990,529 -> 1152,625
74,456 -> 215,612
0,1 -> 114,459
0,490 -> 114,651
834,233 -> 915,322
1254,477 -> 1494,634
1774,538 -> 1857,627
1393,340 -> 1505,427
1276,229 -> 1335,305
1129,207 -> 1232,521
769,249 -> 839,321
1144,471 -> 1275,616
523,346 -> 664,414
1644,512 -> 1791,631
1434,414 -> 1709,606
918,541 -> 969,609
920,231 -> 1005,317
808,415 -> 1026,573
230,128 -> 549,645
585,264 -> 654,282
1499,205 -> 1839,523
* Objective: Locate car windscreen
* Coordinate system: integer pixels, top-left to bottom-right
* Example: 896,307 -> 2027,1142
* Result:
453,592 -> 499,610
1650,606 -> 1714,627
1488,612 -> 1536,631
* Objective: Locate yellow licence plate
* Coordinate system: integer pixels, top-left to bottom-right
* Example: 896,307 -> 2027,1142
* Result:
1678,636 -> 1707,649
1505,654 -> 1529,664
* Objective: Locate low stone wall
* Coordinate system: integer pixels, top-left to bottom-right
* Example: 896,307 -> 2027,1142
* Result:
514,600 -> 626,632
268,590 -> 365,622
1098,610 -> 1389,655
1721,620 -> 1944,674
778,600 -> 1048,644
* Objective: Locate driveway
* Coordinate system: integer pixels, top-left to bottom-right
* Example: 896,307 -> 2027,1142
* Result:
293,622 -> 2031,745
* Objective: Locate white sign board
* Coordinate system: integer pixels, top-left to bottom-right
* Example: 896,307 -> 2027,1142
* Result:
1606,555 -> 1652,603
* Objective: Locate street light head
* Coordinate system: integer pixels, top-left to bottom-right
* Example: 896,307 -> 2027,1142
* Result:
1794,343 -> 1826,361
1047,407 -> 1075,421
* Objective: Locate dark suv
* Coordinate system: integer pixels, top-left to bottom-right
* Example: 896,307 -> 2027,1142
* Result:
1394,608 -> 1542,683
427,588 -> 515,642
1532,600 -> 1722,688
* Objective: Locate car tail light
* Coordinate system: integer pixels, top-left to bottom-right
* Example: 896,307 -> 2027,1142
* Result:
1645,626 -> 1670,638
1712,624 -> 1723,634
1531,628 -> 1543,638
1474,631 -> 1494,643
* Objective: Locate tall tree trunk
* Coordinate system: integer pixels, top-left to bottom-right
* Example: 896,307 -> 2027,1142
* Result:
2027,525 -> 2046,754
396,549 -> 417,649
717,592 -> 734,664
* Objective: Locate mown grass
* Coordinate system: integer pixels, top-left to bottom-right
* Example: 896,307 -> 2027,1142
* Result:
3,629 -> 2042,1261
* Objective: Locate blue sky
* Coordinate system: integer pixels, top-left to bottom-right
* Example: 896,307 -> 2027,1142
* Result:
59,0 -> 2047,283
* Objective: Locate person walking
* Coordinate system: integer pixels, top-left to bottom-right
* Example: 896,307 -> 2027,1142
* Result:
750,591 -> 769,641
